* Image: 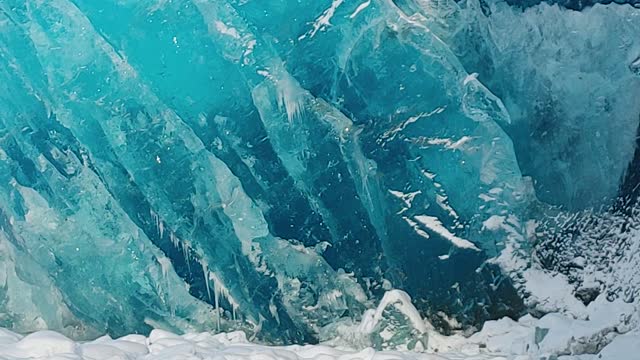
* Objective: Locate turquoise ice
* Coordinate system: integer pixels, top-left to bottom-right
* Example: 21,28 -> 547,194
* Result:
0,0 -> 638,344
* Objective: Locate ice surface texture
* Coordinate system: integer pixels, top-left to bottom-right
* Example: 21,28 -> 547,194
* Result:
0,0 -> 638,345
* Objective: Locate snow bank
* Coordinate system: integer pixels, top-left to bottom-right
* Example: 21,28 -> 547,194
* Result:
1,317 -> 638,360
0,326 -> 486,360
0,289 -> 637,360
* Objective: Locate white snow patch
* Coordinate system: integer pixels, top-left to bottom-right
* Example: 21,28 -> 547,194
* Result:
349,0 -> 371,19
598,330 -> 640,359
389,189 -> 421,214
0,290 -> 637,360
414,215 -> 479,250
435,195 -> 458,219
359,290 -> 429,335
482,215 -> 505,231
421,169 -> 437,180
423,136 -> 473,150
214,21 -> 241,39
522,268 -> 588,317
243,39 -> 257,62
403,216 -> 431,240
303,0 -> 344,39
2,331 -> 76,358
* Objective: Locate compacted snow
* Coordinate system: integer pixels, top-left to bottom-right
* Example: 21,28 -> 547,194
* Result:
0,328 -> 493,360
0,325 -> 637,360
0,290 -> 637,360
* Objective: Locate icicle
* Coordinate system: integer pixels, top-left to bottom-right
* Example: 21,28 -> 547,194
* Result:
201,261 -> 212,302
212,271 -> 221,331
150,209 -> 167,240
155,256 -> 177,318
150,209 -> 161,236
157,256 -> 171,280
182,240 -> 192,273
169,232 -> 180,249
208,271 -> 241,324
182,240 -> 189,260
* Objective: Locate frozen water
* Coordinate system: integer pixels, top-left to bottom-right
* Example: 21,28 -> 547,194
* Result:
406,0 -> 640,209
0,0 -> 638,354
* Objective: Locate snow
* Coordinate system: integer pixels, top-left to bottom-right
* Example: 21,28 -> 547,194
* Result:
521,269 -> 589,318
305,0 -> 345,38
404,216 -> 432,240
359,290 -> 429,335
1,296 -> 637,360
214,21 -> 241,39
414,216 -> 479,250
4,331 -> 76,358
597,331 -> 640,359
349,1 -> 372,19
0,327 -> 456,360
427,294 -> 639,359
0,288 -> 637,360
423,137 -> 473,151
389,190 -> 422,213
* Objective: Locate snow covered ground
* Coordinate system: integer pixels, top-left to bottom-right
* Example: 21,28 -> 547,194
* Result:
0,290 -> 637,360
0,328 -> 497,360
0,325 -> 637,360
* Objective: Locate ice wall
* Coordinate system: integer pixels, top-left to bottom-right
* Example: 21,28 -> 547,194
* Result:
401,0 -> 640,209
0,0 -> 638,344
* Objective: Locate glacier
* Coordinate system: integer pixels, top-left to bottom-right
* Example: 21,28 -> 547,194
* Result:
0,0 -> 639,357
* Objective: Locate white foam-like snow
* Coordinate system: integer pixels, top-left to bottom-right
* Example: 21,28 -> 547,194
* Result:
482,215 -> 505,231
359,290 -> 429,335
0,327 -> 452,360
305,0 -> 344,39
522,268 -> 589,318
214,21 -> 241,39
0,289 -> 637,360
423,136 -> 473,150
389,189 -> 422,214
413,215 -> 479,250
403,216 -> 431,240
349,0 -> 371,19
435,195 -> 458,219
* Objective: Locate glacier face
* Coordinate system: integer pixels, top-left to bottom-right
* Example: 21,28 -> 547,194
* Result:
0,0 -> 638,345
